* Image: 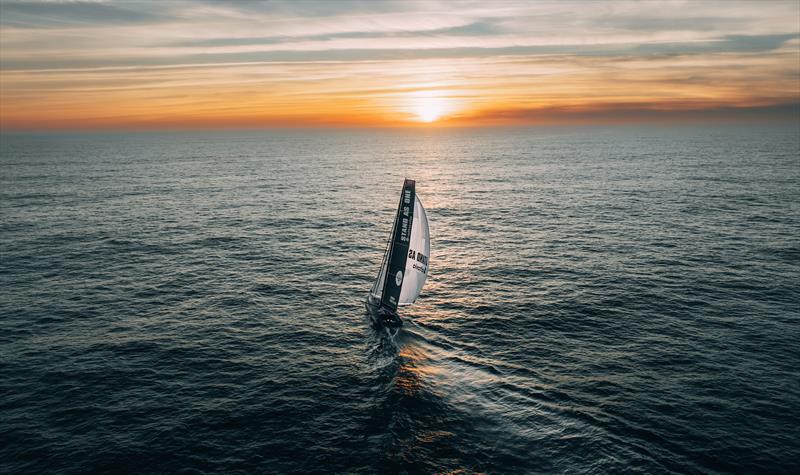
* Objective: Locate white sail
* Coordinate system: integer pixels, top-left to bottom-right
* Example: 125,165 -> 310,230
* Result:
398,195 -> 430,305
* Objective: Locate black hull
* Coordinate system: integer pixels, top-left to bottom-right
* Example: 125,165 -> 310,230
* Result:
365,296 -> 403,327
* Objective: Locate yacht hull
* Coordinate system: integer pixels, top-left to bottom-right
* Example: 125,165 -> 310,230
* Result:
365,296 -> 403,327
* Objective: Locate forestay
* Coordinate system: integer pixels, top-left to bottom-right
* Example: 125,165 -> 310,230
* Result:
370,238 -> 391,300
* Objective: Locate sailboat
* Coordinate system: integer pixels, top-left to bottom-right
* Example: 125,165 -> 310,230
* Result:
365,179 -> 430,327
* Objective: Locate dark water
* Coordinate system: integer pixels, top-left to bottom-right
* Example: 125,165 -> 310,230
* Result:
1,126 -> 799,474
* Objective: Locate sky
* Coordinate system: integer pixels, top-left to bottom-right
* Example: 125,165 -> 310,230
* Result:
0,0 -> 798,130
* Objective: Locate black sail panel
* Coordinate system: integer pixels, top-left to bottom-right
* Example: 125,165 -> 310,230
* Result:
380,179 -> 415,311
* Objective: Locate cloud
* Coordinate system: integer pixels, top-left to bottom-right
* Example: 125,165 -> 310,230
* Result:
629,33 -> 800,55
0,1 -> 173,28
459,102 -> 800,125
185,0 -> 420,17
3,32 -> 797,71
0,0 -> 798,128
599,15 -> 751,32
166,20 -> 505,48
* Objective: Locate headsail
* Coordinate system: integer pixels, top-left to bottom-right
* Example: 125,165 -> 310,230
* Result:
380,179 -> 415,312
398,195 -> 430,305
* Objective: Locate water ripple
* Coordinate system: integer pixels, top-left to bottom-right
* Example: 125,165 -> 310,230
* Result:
1,126 -> 799,473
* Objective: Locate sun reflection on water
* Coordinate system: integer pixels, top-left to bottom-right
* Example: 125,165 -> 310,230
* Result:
395,344 -> 441,396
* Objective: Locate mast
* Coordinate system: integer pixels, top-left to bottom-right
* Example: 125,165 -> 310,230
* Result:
380,179 -> 415,311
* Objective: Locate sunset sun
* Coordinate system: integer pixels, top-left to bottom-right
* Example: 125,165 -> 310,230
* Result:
408,91 -> 454,123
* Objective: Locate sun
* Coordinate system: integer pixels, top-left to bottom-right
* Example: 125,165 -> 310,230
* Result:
408,91 -> 453,123
414,97 -> 448,122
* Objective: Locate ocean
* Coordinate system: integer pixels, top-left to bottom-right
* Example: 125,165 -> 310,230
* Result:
1,125 -> 798,473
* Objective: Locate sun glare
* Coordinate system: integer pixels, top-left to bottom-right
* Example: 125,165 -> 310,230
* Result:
408,91 -> 453,123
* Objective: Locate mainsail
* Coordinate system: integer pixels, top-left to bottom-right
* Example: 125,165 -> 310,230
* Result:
398,195 -> 430,305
